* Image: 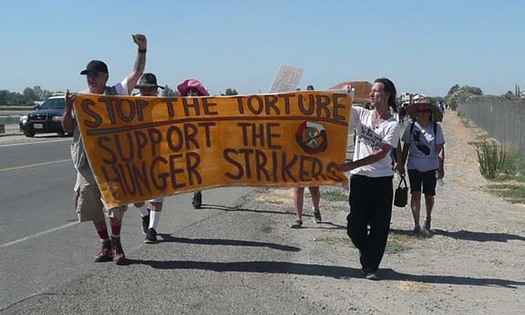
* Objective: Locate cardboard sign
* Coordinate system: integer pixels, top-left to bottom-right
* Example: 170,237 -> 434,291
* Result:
74,91 -> 352,207
269,65 -> 304,93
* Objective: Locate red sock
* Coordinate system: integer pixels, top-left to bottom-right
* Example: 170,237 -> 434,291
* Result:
111,225 -> 121,237
97,229 -> 110,242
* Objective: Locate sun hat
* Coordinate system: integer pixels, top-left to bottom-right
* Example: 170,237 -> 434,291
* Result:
406,101 -> 443,122
177,79 -> 209,96
80,60 -> 108,75
135,73 -> 165,89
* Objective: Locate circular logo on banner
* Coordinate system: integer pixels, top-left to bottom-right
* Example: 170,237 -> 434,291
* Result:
295,121 -> 328,154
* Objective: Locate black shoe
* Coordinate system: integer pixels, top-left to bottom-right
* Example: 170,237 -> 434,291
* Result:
424,218 -> 431,230
145,228 -> 159,244
290,218 -> 303,229
192,191 -> 202,209
313,210 -> 322,224
141,212 -> 150,235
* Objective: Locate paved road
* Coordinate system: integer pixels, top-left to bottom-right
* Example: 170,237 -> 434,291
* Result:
0,133 -> 256,312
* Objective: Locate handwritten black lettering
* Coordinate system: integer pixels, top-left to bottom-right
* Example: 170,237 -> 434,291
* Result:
97,136 -> 117,164
100,153 -> 204,199
298,94 -> 315,116
82,99 -> 102,128
332,94 -> 347,121
236,122 -> 282,149
97,96 -> 148,125
223,149 -> 334,184
165,98 -> 179,118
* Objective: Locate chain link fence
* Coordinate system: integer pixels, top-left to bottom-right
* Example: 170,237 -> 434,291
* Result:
458,99 -> 525,157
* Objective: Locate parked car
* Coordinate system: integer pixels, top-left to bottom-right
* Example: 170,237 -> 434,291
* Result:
19,95 -> 69,137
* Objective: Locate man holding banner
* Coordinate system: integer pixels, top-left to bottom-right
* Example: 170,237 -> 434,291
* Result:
339,78 -> 401,280
62,34 -> 148,264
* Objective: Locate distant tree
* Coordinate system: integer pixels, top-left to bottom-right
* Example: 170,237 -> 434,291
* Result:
32,86 -> 53,99
224,88 -> 238,96
446,84 -> 460,98
6,91 -> 27,106
445,84 -> 483,110
502,90 -> 515,100
0,87 -> 55,105
23,87 -> 37,102
0,90 -> 9,105
161,85 -> 178,96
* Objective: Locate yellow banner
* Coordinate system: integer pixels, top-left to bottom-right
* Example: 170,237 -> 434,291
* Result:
74,91 -> 352,208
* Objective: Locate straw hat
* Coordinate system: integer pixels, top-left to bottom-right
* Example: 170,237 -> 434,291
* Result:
406,101 -> 443,122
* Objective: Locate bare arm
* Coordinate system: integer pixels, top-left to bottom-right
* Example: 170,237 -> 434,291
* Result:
340,143 -> 393,172
125,34 -> 147,94
62,89 -> 75,134
437,143 -> 445,178
396,142 -> 410,175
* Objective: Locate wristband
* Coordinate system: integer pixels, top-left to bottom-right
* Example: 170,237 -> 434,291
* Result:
138,48 -> 147,54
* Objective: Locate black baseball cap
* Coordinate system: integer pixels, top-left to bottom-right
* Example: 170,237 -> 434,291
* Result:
80,60 -> 109,75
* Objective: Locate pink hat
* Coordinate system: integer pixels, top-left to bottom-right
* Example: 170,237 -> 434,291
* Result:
177,79 -> 209,96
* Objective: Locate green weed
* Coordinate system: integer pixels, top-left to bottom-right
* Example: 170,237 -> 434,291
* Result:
474,140 -> 506,179
484,182 -> 525,203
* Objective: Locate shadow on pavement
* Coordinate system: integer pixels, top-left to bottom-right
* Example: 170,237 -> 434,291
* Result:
198,204 -> 347,230
119,259 -> 525,287
198,204 -> 291,216
431,229 -> 525,242
125,259 -> 362,279
382,269 -> 525,288
158,234 -> 301,252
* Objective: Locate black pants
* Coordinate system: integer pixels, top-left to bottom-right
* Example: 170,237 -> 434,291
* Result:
347,174 -> 393,271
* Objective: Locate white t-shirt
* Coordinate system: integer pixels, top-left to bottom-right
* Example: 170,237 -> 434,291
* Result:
81,78 -> 129,95
402,121 -> 445,172
351,106 -> 401,177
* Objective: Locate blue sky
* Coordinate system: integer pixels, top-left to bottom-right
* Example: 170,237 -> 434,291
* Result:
1,0 -> 524,97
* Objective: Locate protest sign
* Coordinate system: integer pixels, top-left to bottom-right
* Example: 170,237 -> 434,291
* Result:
74,91 -> 352,208
269,65 -> 303,93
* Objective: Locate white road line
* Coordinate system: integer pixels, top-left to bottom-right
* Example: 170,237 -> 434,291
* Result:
0,159 -> 71,173
0,222 -> 78,248
0,138 -> 71,148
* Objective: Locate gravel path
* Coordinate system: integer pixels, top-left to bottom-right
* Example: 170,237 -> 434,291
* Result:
241,111 -> 525,314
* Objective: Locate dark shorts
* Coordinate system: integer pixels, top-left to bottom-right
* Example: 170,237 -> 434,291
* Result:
407,169 -> 437,196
